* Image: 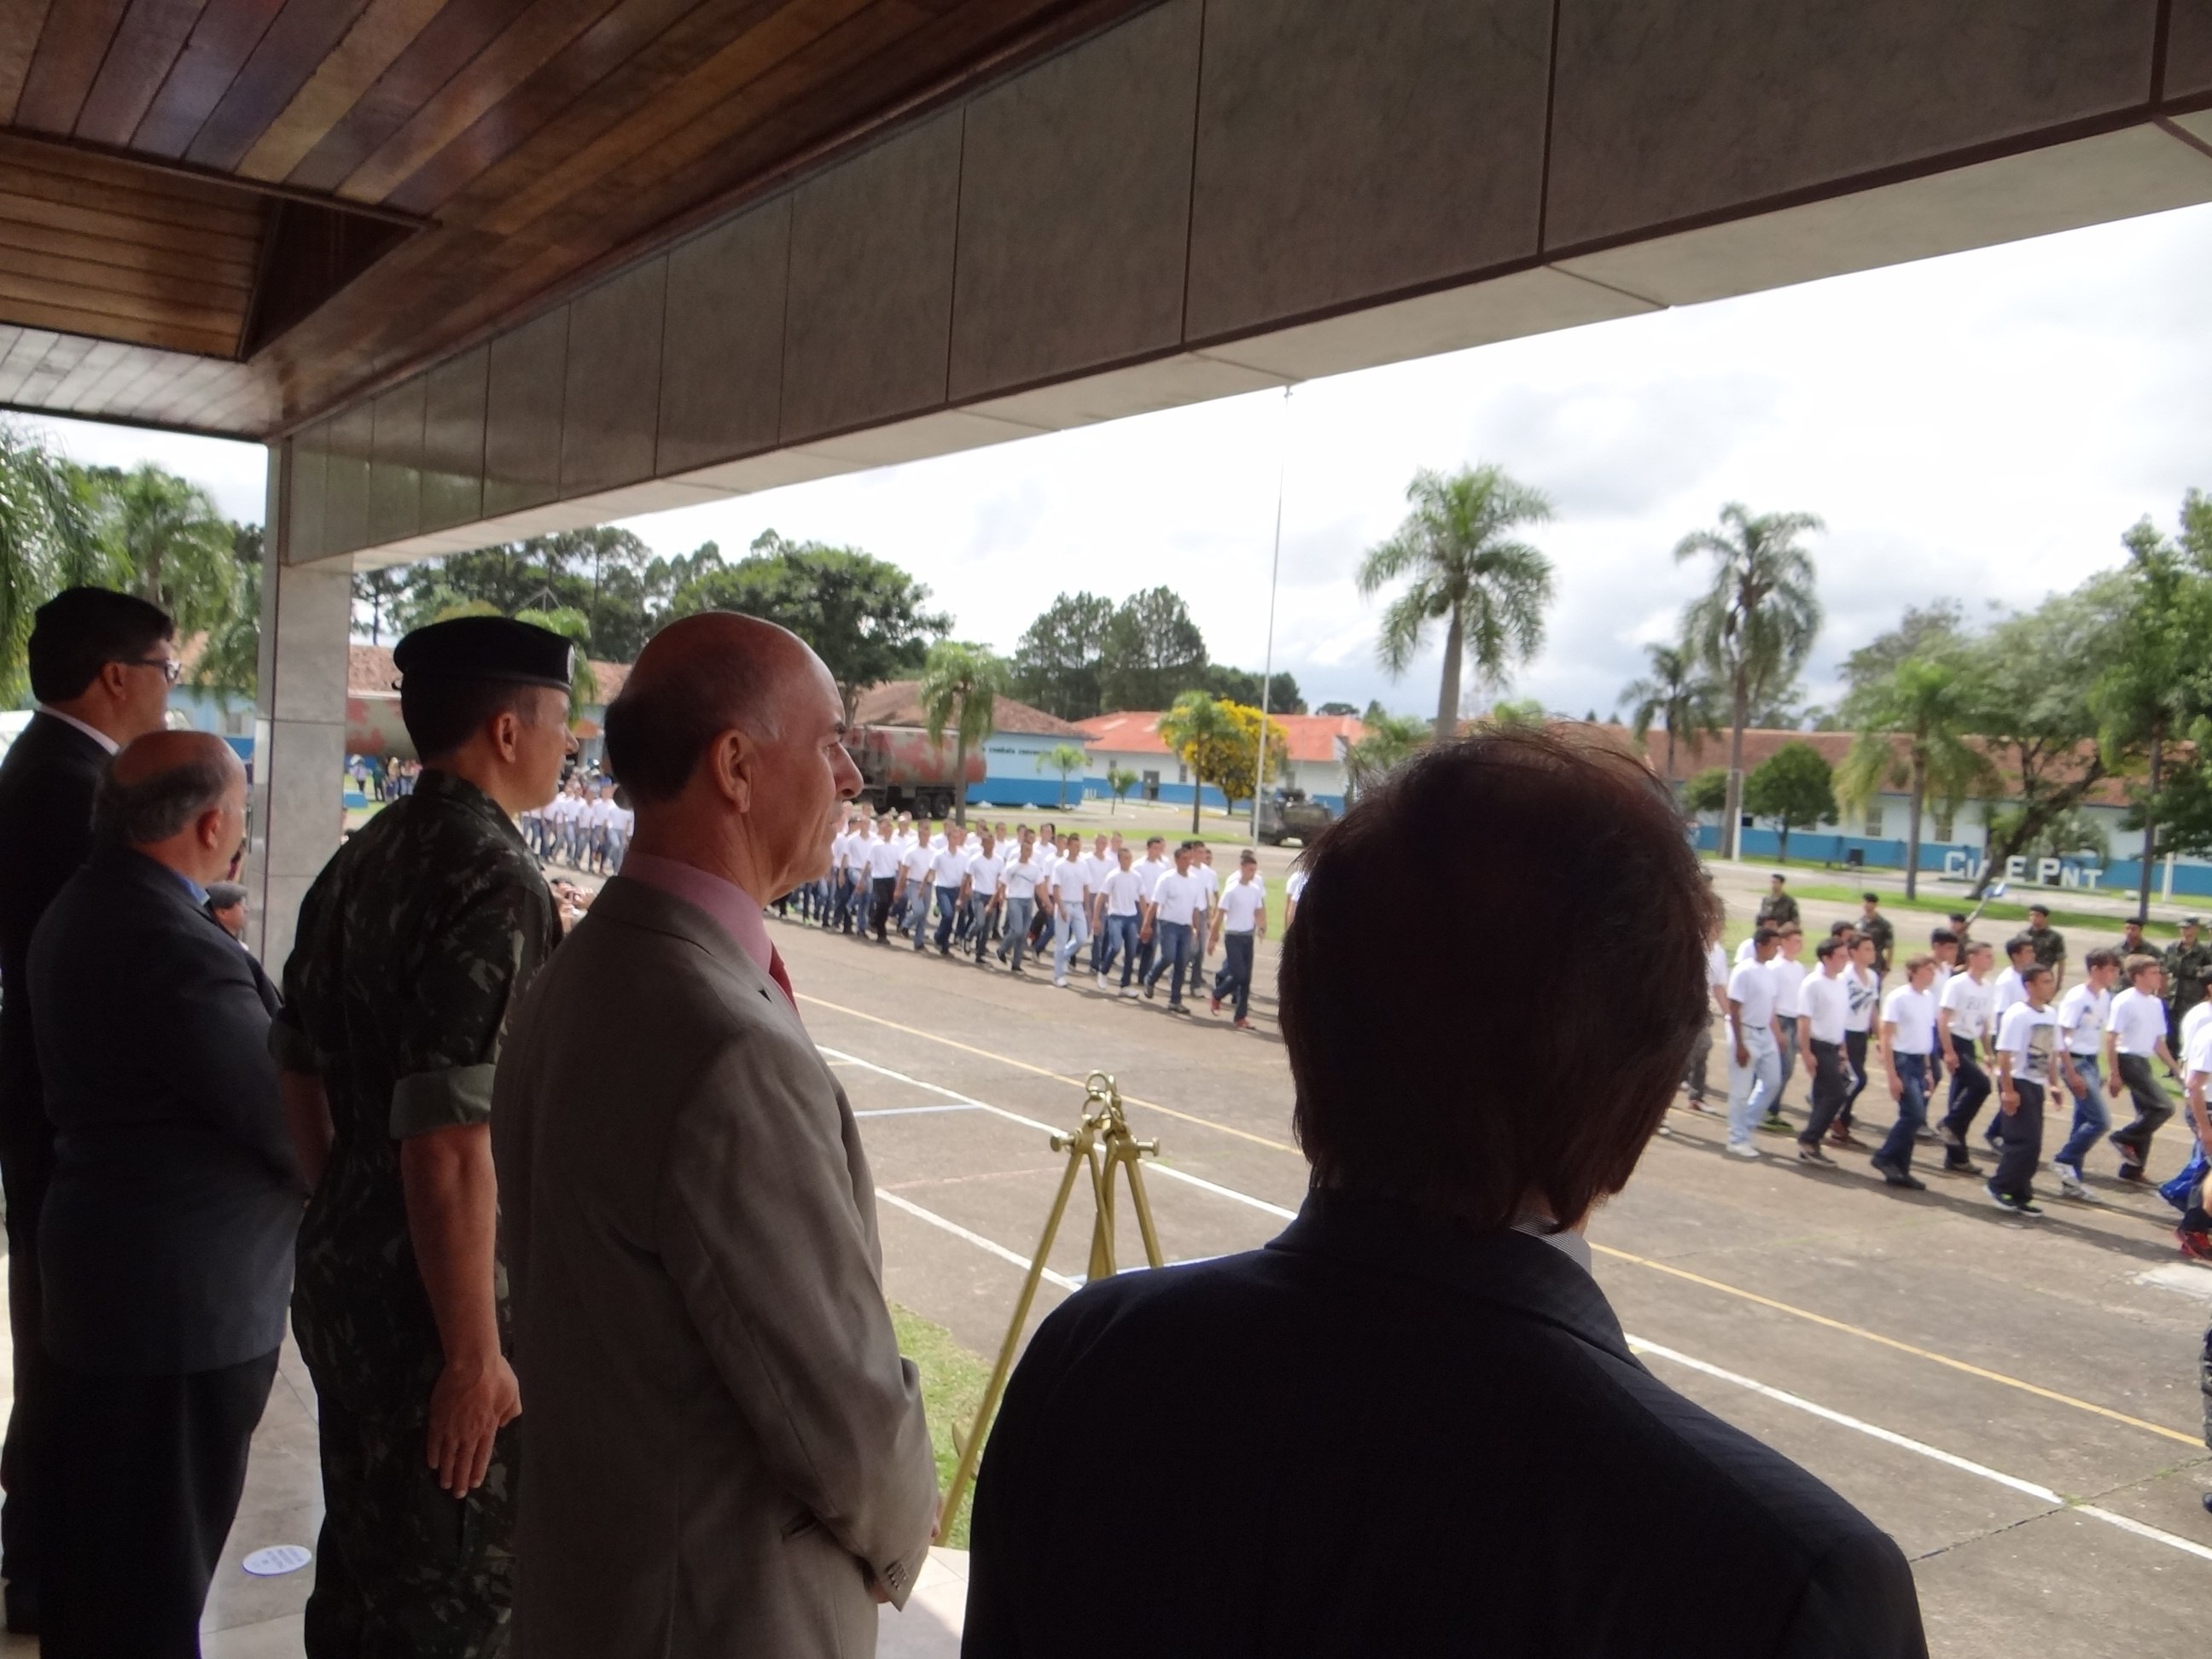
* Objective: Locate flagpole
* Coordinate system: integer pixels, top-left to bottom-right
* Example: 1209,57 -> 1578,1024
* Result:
1249,386 -> 1289,843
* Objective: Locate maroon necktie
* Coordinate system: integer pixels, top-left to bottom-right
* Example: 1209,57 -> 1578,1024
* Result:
767,946 -> 797,1011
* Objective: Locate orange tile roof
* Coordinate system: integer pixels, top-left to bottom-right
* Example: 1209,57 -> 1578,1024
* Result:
852,680 -> 1089,738
1077,711 -> 1364,763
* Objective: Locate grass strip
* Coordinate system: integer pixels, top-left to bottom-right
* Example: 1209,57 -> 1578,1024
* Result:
890,1301 -> 992,1549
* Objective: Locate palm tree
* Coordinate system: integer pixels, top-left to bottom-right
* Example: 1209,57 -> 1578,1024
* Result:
103,462 -> 235,637
1838,656 -> 1990,900
1357,464 -> 1555,741
1617,641 -> 1722,788
515,605 -> 597,713
1157,690 -> 1234,831
919,640 -> 1006,826
1674,503 -> 1825,859
1035,742 -> 1088,812
1342,710 -> 1426,797
0,424 -> 119,702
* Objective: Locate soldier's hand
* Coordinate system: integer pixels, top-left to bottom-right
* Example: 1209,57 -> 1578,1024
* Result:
428,1353 -> 521,1495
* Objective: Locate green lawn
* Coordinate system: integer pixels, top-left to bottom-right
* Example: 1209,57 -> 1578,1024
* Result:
1781,882 -> 2179,943
889,1301 -> 992,1548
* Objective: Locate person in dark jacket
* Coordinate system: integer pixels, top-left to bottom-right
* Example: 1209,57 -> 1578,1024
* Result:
964,727 -> 1928,1659
31,732 -> 299,1657
0,586 -> 175,1632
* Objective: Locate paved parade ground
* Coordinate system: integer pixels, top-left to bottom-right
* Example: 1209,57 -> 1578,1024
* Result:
16,848 -> 2204,1656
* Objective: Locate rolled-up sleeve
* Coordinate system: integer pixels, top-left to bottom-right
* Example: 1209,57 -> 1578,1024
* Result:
389,884 -> 543,1140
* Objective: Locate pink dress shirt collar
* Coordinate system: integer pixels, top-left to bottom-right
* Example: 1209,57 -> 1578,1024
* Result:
617,853 -> 777,984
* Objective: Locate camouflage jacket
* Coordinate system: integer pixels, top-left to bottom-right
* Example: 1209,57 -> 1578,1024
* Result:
2166,940 -> 2212,1015
1755,894 -> 1800,928
1860,911 -> 1895,971
271,769 -> 559,1404
2024,923 -> 2066,973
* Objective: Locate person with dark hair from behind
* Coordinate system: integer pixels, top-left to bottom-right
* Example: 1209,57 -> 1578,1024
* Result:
205,880 -> 250,940
271,615 -> 575,1659
31,733 -> 297,1656
963,726 -> 1927,1659
0,585 -> 175,1632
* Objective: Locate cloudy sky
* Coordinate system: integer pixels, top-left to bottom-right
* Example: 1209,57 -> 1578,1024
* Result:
24,198 -> 2212,720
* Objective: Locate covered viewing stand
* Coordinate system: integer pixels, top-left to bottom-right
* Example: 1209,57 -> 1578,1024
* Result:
0,2 -> 2209,964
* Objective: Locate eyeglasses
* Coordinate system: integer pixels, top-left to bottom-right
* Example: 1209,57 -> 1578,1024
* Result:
129,656 -> 183,685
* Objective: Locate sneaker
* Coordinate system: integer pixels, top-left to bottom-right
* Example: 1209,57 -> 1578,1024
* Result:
2053,1162 -> 2088,1199
1938,1123 -> 1964,1149
1120,985 -> 1137,998
1796,1142 -> 1835,1167
1913,1125 -> 1937,1144
1827,1125 -> 1866,1150
1871,1155 -> 1926,1190
2116,1156 -> 2145,1182
1167,1001 -> 1187,1015
1053,975 -> 1067,987
1233,1017 -> 1251,1030
1987,1185 -> 2045,1218
1144,981 -> 1157,1001
1756,1113 -> 1792,1137
1723,1141 -> 1762,1160
1209,996 -> 1223,1015
1096,974 -> 1108,991
2177,1228 -> 2212,1261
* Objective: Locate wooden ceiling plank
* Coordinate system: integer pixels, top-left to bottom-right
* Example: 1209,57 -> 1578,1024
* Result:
377,0 -> 725,218
237,0 -> 451,182
76,0 -> 210,143
474,0 -> 846,236
0,140 -> 267,233
0,267 -> 244,336
131,0 -> 287,154
0,243 -> 253,311
0,217 -> 260,286
184,0 -> 374,172
285,0 -> 538,194
0,189 -> 263,264
0,0 -> 58,127
15,0 -> 135,134
337,0 -> 626,204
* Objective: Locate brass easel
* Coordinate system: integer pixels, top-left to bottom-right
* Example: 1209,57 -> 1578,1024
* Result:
940,1071 -> 1164,1526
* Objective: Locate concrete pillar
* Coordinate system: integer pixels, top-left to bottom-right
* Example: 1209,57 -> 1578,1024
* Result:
247,439 -> 352,973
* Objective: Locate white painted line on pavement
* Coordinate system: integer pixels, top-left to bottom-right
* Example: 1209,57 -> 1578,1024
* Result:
854,1103 -> 986,1119
874,1188 -> 1081,1292
1631,1339 -> 2212,1567
825,1046 -> 1299,1221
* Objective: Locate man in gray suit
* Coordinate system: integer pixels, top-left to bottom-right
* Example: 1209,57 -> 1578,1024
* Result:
493,613 -> 937,1657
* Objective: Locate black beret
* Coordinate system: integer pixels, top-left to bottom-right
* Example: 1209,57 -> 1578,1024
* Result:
206,882 -> 248,909
393,616 -> 574,690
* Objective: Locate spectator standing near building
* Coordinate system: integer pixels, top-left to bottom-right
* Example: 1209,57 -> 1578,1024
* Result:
1209,851 -> 1266,1028
271,617 -> 574,1658
32,734 -> 298,1656
0,586 -> 176,1633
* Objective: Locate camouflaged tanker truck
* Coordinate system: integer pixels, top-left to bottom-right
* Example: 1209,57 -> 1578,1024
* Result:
844,725 -> 986,819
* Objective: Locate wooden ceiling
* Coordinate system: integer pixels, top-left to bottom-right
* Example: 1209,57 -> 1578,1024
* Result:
0,0 -> 1145,439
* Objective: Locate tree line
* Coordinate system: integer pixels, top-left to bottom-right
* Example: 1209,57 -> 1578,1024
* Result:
0,422 -> 259,701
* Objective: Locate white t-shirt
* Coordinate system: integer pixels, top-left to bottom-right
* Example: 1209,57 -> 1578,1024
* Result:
1102,868 -> 1146,917
1991,966 -> 2028,1022
614,806 -> 635,836
1767,958 -> 1807,1019
1726,960 -> 1778,1032
866,837 -> 903,879
1800,969 -> 1850,1045
2184,1015 -> 2212,1081
1735,937 -> 1759,965
1083,852 -> 1114,889
1002,853 -> 1047,900
929,832 -> 947,852
2105,987 -> 2168,1057
928,846 -> 969,888
1842,963 -> 1878,1033
1284,869 -> 1308,904
1706,944 -> 1729,992
2052,983 -> 2110,1058
1052,859 -> 1092,911
1994,1000 -> 2058,1089
2182,999 -> 2212,1064
1150,870 -> 1204,930
1220,879 -> 1266,934
1939,973 -> 1994,1045
1195,863 -> 1220,907
965,851 -> 1004,897
1134,857 -> 1171,899
900,841 -> 935,883
1881,984 -> 1938,1055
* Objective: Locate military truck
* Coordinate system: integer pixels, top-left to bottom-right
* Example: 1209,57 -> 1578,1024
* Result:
1255,788 -> 1334,845
844,725 -> 984,818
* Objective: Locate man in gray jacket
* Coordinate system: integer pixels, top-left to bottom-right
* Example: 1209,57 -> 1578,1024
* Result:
493,613 -> 936,1657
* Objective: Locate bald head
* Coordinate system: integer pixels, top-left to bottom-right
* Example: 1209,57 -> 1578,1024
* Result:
605,613 -> 830,804
94,731 -> 248,885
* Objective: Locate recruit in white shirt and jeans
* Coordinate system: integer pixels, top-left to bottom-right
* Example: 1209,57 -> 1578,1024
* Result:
1145,867 -> 1205,1010
1051,865 -> 1093,987
1725,953 -> 1783,1151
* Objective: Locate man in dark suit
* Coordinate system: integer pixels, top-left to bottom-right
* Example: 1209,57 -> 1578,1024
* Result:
0,586 -> 176,1631
31,731 -> 298,1657
964,728 -> 1929,1659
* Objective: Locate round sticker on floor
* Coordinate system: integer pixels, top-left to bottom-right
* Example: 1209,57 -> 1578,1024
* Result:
242,1545 -> 312,1576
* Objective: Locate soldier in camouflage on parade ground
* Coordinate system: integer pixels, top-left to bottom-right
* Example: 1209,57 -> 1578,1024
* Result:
272,617 -> 574,1657
2168,915 -> 2210,1045
2023,902 -> 2068,993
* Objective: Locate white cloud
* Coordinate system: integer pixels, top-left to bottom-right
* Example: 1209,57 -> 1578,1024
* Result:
13,198 -> 2210,721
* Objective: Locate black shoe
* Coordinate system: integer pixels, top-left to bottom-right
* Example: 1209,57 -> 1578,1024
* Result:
1987,1184 -> 2046,1218
1796,1142 -> 1835,1167
1870,1155 -> 1925,1190
1941,1151 -> 1976,1173
1913,1125 -> 1937,1144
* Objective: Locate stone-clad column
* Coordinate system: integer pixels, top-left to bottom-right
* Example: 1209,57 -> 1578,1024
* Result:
247,440 -> 351,972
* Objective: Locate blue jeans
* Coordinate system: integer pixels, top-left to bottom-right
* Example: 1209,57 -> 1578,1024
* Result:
999,896 -> 1036,969
1875,1052 -> 1932,1173
2055,1054 -> 2107,1172
1146,922 -> 1195,1005
1726,1027 -> 1780,1148
1214,931 -> 1256,1020
1940,1039 -> 1990,1144
930,885 -> 962,952
1097,914 -> 1140,986
907,886 -> 934,948
1052,904 -> 1091,981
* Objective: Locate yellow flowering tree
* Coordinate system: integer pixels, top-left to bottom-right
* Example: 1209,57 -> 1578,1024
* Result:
1160,692 -> 1287,825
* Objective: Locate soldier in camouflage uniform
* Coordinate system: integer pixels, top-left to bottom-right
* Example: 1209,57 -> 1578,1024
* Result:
271,618 -> 574,1658
1856,893 -> 1895,983
1755,874 -> 1799,929
2167,916 -> 2210,1044
2023,903 -> 2067,992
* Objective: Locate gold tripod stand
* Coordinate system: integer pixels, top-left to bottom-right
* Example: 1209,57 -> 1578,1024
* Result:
940,1070 -> 1165,1528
